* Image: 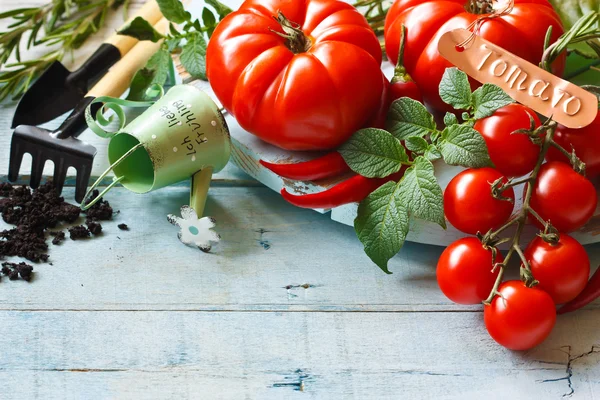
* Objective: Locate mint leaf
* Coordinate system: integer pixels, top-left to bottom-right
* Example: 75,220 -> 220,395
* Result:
444,112 -> 458,127
127,48 -> 171,100
439,67 -> 472,109
424,144 -> 441,161
180,32 -> 207,79
438,124 -> 492,168
339,128 -> 408,178
157,0 -> 190,24
205,0 -> 233,19
386,97 -> 436,140
471,84 -> 514,119
118,17 -> 165,42
355,181 -> 409,274
405,136 -> 428,154
399,157 -> 445,228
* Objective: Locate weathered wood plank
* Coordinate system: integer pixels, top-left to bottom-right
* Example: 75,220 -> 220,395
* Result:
0,310 -> 599,399
1,185 -> 599,312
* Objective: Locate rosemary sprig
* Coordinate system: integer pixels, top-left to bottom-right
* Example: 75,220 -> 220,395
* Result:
0,0 -> 128,102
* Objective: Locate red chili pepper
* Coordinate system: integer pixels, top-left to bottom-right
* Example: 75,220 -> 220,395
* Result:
389,24 -> 423,104
281,170 -> 405,209
558,266 -> 600,314
260,152 -> 350,181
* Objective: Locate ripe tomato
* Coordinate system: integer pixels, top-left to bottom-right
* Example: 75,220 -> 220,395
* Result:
484,280 -> 556,350
529,161 -> 598,232
389,80 -> 423,104
474,104 -> 541,178
525,235 -> 590,304
444,168 -> 514,235
546,114 -> 600,179
383,0 -> 564,111
437,237 -> 501,304
206,0 -> 384,150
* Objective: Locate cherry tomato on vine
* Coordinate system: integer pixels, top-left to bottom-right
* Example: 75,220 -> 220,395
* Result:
206,0 -> 385,150
546,114 -> 600,179
529,161 -> 597,232
389,80 -> 422,104
484,280 -> 556,350
525,234 -> 590,304
383,0 -> 564,111
444,168 -> 514,235
437,237 -> 501,304
473,104 -> 541,177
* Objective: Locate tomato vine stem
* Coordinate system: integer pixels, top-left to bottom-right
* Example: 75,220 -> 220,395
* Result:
483,121 -> 559,305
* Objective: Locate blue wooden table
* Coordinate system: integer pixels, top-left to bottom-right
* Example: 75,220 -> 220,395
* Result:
1,1 -> 600,398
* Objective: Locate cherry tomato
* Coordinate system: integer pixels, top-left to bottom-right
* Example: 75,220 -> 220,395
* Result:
525,234 -> 590,304
529,161 -> 597,232
484,280 -> 556,350
206,0 -> 384,150
444,168 -> 514,235
384,0 -> 564,111
437,237 -> 501,304
546,114 -> 600,179
473,104 -> 541,177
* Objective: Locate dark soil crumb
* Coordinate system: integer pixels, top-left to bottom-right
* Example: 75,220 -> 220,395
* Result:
86,219 -> 103,235
0,182 -> 116,268
117,223 -> 128,231
83,190 -> 113,221
69,225 -> 90,240
1,262 -> 33,282
50,231 -> 66,245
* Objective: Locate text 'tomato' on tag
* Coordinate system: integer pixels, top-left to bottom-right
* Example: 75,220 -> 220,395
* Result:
438,28 -> 598,128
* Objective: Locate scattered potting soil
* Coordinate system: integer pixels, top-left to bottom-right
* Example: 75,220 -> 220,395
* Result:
0,183 -> 122,282
69,225 -> 91,240
117,223 -> 129,231
1,262 -> 34,282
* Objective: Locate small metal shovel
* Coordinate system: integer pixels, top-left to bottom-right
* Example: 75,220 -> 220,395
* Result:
11,0 -> 163,128
8,18 -> 170,203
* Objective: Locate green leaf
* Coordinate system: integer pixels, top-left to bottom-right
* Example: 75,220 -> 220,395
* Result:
548,0 -> 600,30
127,48 -> 171,100
471,84 -> 514,119
202,7 -> 216,28
355,181 -> 410,274
424,144 -> 441,161
118,16 -> 165,42
205,0 -> 233,19
405,136 -> 428,154
180,32 -> 207,80
338,128 -> 408,178
443,112 -> 458,127
399,157 -> 445,228
438,124 -> 492,168
439,67 -> 472,110
386,97 -> 436,140
157,0 -> 189,24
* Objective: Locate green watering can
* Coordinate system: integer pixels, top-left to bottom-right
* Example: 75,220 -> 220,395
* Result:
83,84 -> 230,217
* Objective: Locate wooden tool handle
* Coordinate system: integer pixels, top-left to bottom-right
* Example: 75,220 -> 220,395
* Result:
105,0 -> 163,56
87,18 -> 169,98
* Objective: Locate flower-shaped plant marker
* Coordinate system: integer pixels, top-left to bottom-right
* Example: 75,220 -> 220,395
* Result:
167,206 -> 221,252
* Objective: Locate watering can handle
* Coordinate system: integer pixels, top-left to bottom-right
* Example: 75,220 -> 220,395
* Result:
105,0 -> 164,56
190,168 -> 214,217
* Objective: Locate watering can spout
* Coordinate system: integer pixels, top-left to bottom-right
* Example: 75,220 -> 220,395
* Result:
190,167 -> 214,217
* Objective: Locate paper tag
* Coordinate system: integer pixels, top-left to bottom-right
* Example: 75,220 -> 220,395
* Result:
438,29 -> 598,128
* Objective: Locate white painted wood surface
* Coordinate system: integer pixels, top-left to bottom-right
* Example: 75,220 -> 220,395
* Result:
1,1 -> 600,399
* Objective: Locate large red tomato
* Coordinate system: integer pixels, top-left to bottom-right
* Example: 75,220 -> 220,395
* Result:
206,0 -> 384,150
384,0 -> 565,111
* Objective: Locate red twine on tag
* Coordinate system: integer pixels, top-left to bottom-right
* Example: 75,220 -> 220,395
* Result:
455,0 -> 515,51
